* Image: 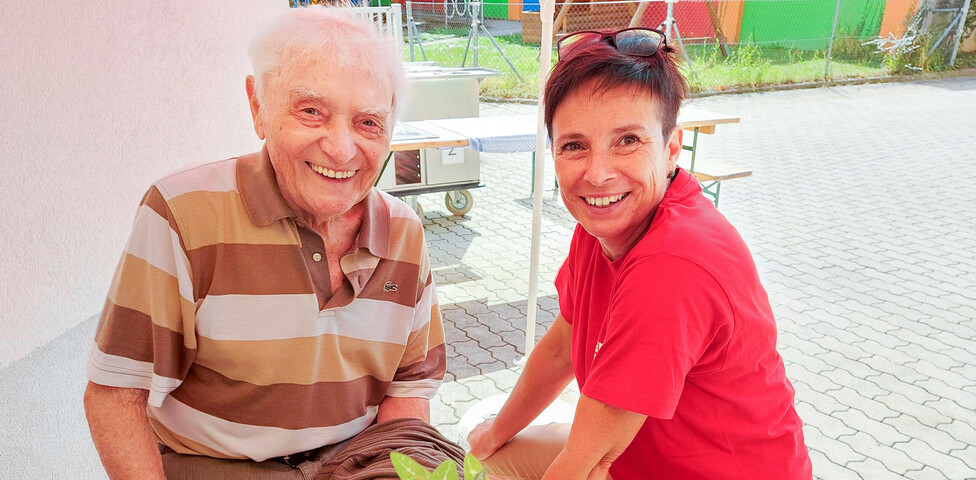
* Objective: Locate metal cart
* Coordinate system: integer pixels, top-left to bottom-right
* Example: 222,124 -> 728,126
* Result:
374,64 -> 500,216
379,121 -> 481,216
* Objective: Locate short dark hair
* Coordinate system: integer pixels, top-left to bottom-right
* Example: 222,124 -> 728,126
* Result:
544,36 -> 688,140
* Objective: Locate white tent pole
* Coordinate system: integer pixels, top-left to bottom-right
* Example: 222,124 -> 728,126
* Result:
525,0 -> 556,359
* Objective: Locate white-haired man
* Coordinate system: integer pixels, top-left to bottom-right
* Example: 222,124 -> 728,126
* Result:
83,8 -> 461,479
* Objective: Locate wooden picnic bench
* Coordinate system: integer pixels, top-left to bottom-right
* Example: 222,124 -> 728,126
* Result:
679,152 -> 752,207
678,107 -> 750,207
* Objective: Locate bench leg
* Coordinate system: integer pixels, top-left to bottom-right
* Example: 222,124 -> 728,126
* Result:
680,127 -> 702,172
699,180 -> 721,207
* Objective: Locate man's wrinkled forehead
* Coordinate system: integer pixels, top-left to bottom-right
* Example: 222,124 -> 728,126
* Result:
268,49 -> 394,111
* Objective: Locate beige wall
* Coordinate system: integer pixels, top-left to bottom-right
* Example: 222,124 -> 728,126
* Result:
0,1 -> 288,368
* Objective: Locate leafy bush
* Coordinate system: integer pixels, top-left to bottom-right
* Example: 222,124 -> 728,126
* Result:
722,42 -> 772,86
863,29 -> 940,74
960,2 -> 976,66
966,0 -> 976,39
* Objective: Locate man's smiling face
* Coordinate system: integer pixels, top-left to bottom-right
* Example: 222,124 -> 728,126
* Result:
248,52 -> 394,225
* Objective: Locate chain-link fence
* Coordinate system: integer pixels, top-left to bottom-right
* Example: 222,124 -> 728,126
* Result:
293,0 -> 975,97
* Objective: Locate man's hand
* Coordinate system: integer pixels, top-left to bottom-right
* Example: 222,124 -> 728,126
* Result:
377,396 -> 430,423
83,382 -> 166,479
467,416 -> 502,460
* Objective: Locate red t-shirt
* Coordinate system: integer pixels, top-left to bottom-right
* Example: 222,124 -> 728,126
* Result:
555,169 -> 812,479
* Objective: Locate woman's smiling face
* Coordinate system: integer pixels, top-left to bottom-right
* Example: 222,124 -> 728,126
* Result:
552,81 -> 682,260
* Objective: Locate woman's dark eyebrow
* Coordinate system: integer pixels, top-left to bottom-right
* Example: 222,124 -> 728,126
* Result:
610,124 -> 647,135
555,132 -> 586,142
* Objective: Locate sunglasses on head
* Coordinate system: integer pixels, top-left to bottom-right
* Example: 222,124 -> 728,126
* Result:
557,27 -> 668,62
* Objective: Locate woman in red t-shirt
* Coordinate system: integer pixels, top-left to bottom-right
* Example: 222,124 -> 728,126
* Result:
467,29 -> 812,480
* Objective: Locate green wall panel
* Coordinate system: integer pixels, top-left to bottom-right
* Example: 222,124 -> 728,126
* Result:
484,0 -> 509,19
739,0 -> 885,49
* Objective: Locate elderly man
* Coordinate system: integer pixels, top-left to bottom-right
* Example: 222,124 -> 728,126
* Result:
83,8 -> 460,479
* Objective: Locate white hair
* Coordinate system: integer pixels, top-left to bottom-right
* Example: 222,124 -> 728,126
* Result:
248,6 -> 406,119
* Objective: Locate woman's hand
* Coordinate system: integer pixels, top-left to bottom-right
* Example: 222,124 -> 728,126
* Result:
467,416 -> 503,460
467,316 -> 575,464
542,395 -> 646,480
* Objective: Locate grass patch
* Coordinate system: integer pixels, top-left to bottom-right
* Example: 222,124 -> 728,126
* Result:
408,32 -> 960,99
685,42 -> 885,91
957,52 -> 976,68
413,33 -> 553,99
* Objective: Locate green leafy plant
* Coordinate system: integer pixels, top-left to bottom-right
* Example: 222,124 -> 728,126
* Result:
959,2 -> 976,67
831,33 -> 881,64
724,41 -> 772,86
390,452 -> 487,480
863,28 -> 941,75
967,1 -> 976,39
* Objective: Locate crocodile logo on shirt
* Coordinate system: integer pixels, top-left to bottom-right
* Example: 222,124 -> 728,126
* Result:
383,281 -> 398,292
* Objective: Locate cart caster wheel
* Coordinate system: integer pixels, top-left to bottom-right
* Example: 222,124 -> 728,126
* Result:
445,189 -> 473,216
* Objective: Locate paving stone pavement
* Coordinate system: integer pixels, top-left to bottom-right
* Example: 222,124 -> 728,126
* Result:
422,77 -> 976,479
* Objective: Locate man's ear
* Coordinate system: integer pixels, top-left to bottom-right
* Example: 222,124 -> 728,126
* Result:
246,75 -> 266,140
666,125 -> 683,172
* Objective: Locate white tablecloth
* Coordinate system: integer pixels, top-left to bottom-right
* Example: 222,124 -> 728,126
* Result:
426,114 -> 547,153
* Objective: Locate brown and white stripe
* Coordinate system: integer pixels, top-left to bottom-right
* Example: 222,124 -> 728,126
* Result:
87,150 -> 446,461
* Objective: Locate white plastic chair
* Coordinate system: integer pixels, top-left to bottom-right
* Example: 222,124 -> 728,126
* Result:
351,4 -> 404,48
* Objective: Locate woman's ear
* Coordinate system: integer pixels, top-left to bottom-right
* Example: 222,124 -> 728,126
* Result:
666,125 -> 683,172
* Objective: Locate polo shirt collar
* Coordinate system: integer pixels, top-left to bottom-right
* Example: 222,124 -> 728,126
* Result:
357,189 -> 392,260
237,147 -> 293,227
236,147 -> 391,260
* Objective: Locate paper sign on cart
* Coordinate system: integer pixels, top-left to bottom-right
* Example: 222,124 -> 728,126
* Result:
440,148 -> 464,165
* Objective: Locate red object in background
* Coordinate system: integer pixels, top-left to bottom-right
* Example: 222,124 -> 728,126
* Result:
637,1 -> 717,40
404,0 -> 446,15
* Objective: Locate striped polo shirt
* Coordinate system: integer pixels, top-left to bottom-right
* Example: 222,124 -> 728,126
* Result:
86,149 -> 446,461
